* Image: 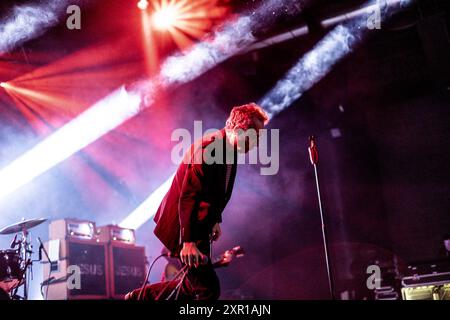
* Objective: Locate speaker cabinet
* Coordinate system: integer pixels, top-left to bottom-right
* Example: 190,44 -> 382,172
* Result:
43,239 -> 110,300
108,243 -> 146,299
44,220 -> 146,299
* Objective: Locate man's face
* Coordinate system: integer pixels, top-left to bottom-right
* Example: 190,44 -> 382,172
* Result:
234,117 -> 264,154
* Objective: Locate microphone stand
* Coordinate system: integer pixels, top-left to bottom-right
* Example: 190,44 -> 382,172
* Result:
308,135 -> 335,300
37,237 -> 52,264
37,237 -> 53,300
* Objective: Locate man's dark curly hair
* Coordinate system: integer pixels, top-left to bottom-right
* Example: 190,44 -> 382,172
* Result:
225,103 -> 269,130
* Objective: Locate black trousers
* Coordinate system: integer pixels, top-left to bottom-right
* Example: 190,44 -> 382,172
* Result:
0,288 -> 10,300
126,241 -> 220,301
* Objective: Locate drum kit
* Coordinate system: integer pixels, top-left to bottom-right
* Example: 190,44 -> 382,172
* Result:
0,217 -> 47,300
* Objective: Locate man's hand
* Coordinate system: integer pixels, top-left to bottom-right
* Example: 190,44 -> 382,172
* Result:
211,223 -> 221,242
180,242 -> 203,268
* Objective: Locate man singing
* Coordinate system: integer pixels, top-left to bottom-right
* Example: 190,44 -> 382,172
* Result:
126,103 -> 269,301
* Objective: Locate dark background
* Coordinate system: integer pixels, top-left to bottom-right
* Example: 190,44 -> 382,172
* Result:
0,0 -> 449,299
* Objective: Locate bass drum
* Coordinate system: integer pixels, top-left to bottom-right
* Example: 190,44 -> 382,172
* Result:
0,250 -> 23,293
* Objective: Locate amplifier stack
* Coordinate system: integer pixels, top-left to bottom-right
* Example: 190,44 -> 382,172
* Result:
401,258 -> 450,300
43,219 -> 146,300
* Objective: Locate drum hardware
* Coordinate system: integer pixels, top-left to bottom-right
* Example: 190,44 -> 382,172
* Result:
0,218 -> 47,300
0,218 -> 47,235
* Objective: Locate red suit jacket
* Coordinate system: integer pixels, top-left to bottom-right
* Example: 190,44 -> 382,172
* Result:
154,129 -> 237,254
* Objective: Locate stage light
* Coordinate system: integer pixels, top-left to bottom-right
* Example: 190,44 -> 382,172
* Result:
0,0 -> 74,55
0,82 -> 7,88
119,173 -> 175,230
152,5 -> 179,30
260,0 -> 413,119
148,0 -> 236,49
0,0 -> 301,207
137,0 -> 149,11
260,23 -> 362,119
0,86 -> 143,201
141,6 -> 159,76
158,0 -> 304,85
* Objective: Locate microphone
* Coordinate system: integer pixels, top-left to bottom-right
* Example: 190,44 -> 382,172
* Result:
199,254 -> 209,265
38,240 -> 43,261
10,234 -> 18,249
37,237 -> 52,263
308,135 -> 319,165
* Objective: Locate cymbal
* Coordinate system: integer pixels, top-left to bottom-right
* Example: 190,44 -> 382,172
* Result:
0,218 -> 47,235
